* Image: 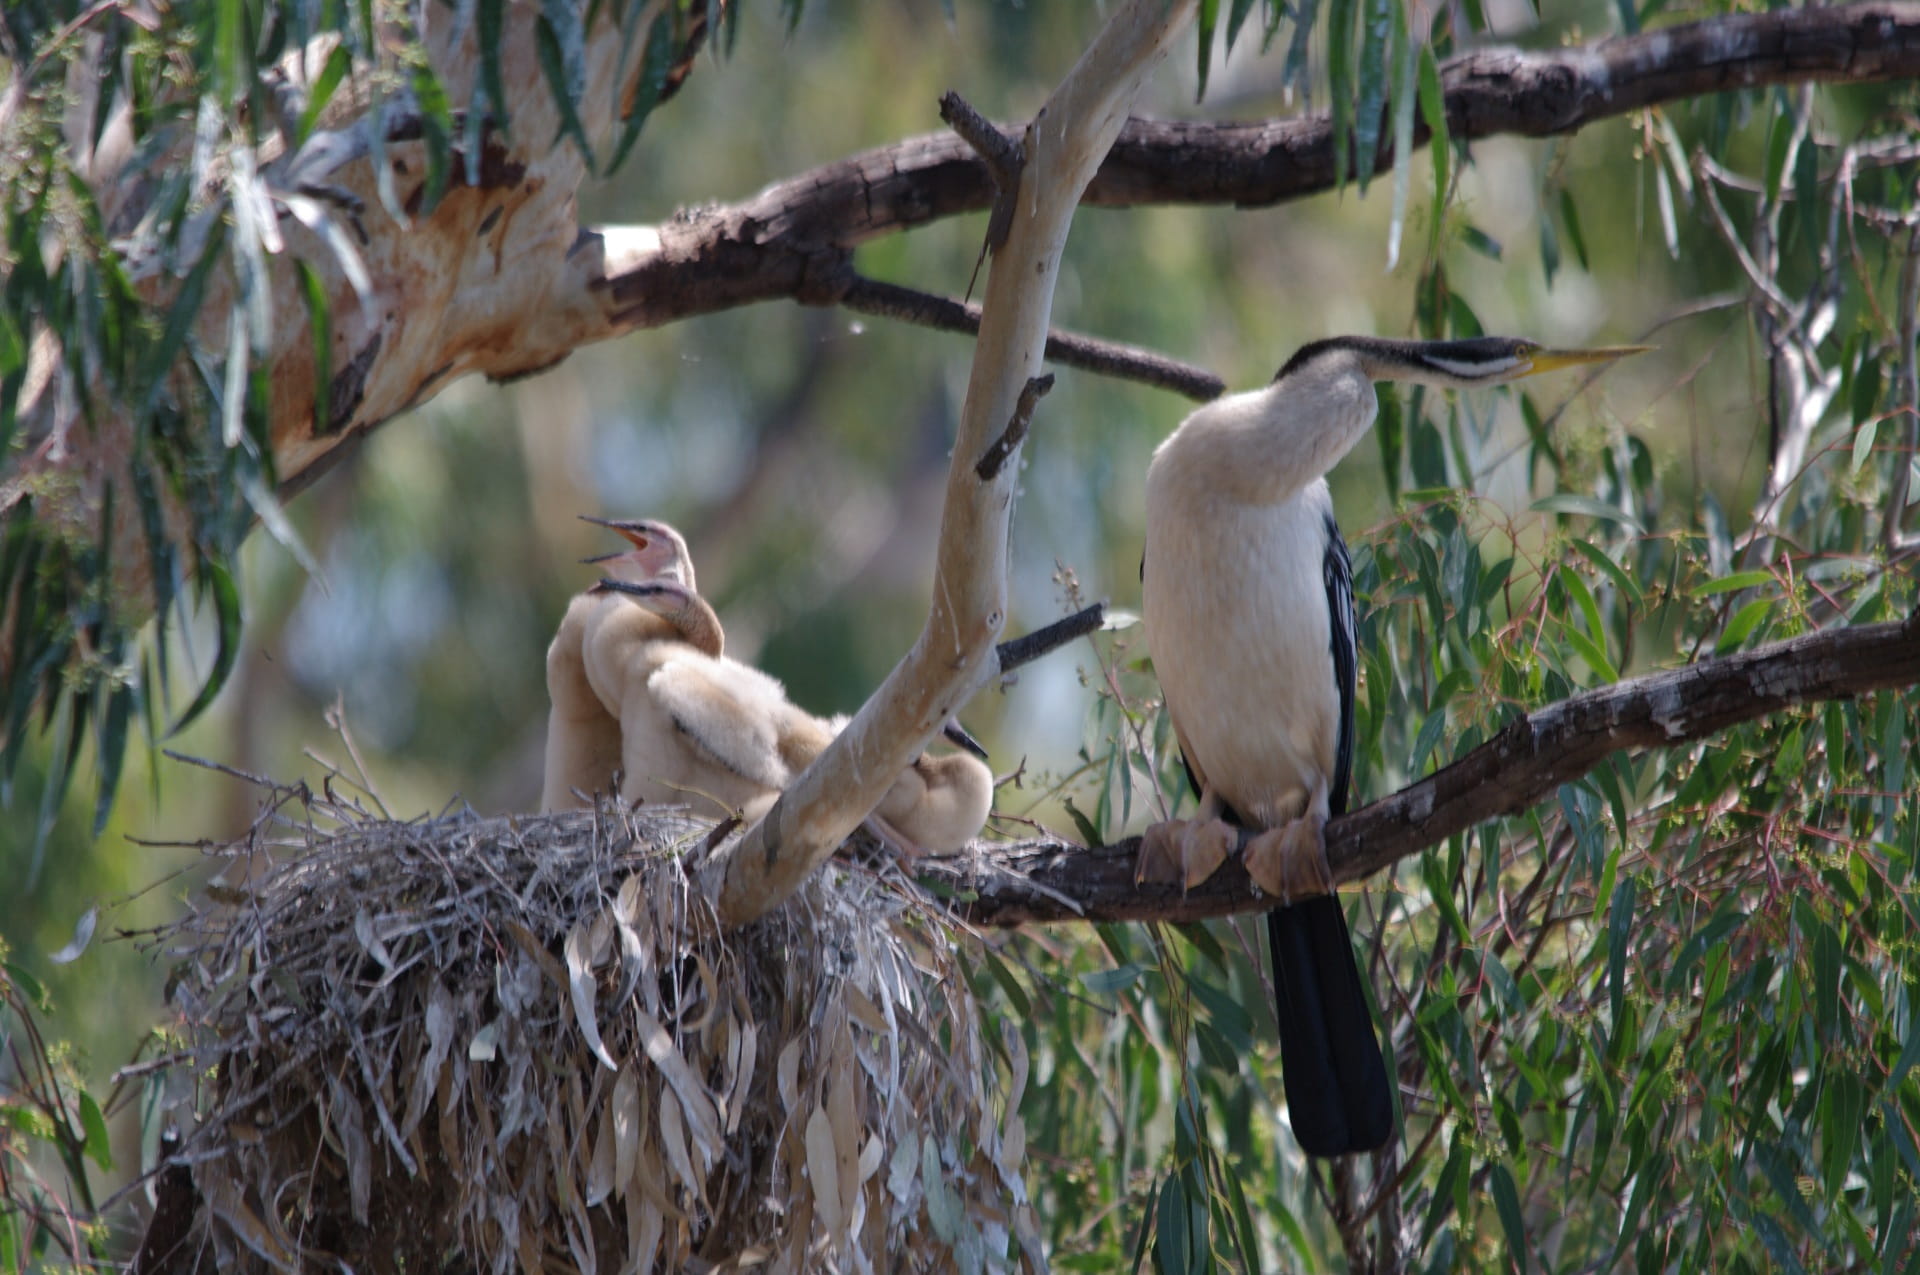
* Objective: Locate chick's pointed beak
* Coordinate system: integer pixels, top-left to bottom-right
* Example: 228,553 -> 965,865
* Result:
1523,345 -> 1654,376
577,513 -> 653,547
941,720 -> 990,762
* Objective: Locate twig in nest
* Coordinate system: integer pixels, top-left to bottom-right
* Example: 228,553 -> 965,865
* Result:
975,374 -> 1054,480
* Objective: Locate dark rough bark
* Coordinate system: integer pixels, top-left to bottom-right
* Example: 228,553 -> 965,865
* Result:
923,608 -> 1920,927
601,2 -> 1920,314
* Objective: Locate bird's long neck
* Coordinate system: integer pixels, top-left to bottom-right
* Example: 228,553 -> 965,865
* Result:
1158,350 -> 1379,505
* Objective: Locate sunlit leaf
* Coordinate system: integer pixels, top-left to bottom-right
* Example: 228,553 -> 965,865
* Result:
1714,596 -> 1773,655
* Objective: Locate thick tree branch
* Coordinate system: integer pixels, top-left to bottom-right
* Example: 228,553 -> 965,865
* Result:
922,609 -> 1920,927
700,0 -> 1199,928
572,1 -> 1920,327
21,4 -> 1918,632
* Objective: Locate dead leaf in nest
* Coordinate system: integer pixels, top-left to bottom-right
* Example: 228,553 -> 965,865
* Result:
586,1089 -> 616,1207
633,1006 -> 722,1163
624,1194 -> 664,1275
776,1037 -> 804,1115
467,1017 -> 501,1062
353,907 -> 394,969
326,1072 -> 374,1226
400,981 -> 456,1140
159,800 -> 1033,1273
567,917 -> 619,1072
725,1018 -> 757,1137
658,1082 -> 701,1203
804,1105 -> 842,1241
612,1065 -> 641,1198
827,1067 -> 861,1231
202,1170 -> 297,1270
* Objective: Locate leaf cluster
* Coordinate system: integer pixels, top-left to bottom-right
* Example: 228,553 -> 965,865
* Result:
0,0 -> 715,845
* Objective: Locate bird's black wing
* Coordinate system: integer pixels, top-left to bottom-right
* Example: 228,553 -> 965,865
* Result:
1263,511 -> 1392,1156
1322,511 -> 1356,819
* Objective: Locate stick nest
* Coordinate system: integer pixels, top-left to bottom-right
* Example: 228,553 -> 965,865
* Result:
154,783 -> 1040,1273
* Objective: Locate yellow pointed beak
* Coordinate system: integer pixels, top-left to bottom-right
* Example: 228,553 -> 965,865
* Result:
1524,345 -> 1653,376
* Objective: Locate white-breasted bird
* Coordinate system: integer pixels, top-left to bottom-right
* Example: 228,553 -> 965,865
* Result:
1141,334 -> 1645,1157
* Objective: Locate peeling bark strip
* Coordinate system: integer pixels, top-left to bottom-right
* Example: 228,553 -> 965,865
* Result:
922,608 -> 1920,928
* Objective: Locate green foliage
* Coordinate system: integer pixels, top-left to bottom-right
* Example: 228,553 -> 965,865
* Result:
1002,420 -> 1918,1266
0,958 -> 129,1270
0,0 -> 715,839
4,1 -> 1919,1269
999,114 -> 1920,1262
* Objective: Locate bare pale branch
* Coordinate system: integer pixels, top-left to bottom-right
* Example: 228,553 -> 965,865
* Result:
700,0 -> 1201,928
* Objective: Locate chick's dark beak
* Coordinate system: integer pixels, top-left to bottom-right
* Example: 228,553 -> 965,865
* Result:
941,720 -> 990,762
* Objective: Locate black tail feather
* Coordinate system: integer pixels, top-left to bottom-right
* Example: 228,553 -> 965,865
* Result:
1266,896 -> 1393,1157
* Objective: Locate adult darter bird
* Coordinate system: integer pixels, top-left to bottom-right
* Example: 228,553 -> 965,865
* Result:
1140,334 -> 1646,1157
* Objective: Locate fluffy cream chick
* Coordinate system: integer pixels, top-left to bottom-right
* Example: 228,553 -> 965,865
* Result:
541,519 -> 721,812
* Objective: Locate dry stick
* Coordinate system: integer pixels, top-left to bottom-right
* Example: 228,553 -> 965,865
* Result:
994,603 -> 1106,675
921,608 -> 1920,927
938,89 -> 1023,264
840,276 -> 1225,401
700,0 -> 1200,930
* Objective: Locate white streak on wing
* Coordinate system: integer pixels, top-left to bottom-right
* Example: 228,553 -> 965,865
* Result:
1423,354 -> 1520,381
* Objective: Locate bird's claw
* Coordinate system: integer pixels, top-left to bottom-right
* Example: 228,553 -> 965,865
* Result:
1137,818 -> 1236,889
1243,812 -> 1333,904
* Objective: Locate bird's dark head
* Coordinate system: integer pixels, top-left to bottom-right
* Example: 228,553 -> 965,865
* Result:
1278,335 -> 1650,388
578,515 -> 695,588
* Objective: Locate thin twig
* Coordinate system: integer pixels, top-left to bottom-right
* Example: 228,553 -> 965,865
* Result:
975,375 -> 1054,480
840,275 -> 1224,401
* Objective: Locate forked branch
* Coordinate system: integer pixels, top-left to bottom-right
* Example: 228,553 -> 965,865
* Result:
699,0 -> 1200,928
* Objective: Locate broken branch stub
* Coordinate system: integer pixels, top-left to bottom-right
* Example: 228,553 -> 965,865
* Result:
702,0 -> 1201,930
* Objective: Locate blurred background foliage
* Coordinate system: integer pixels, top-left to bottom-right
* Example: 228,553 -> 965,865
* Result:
4,0 -> 1920,1268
